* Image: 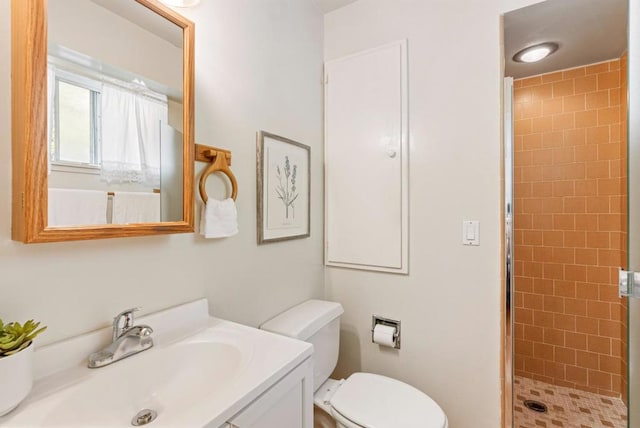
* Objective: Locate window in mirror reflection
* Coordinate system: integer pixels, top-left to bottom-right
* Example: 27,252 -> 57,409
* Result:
48,62 -> 165,189
52,73 -> 101,166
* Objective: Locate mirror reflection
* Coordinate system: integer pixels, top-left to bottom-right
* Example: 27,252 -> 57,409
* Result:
47,0 -> 184,227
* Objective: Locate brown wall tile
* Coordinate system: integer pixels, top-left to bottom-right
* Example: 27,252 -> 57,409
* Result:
566,365 -> 588,384
553,80 -> 574,97
513,59 -> 626,398
565,332 -> 587,350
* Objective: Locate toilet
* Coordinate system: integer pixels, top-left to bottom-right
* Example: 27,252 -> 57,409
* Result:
260,300 -> 448,428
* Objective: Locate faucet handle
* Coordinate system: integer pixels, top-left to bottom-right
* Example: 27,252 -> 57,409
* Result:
112,307 -> 141,341
129,325 -> 154,337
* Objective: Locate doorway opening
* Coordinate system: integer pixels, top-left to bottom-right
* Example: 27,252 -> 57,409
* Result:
503,1 -> 629,426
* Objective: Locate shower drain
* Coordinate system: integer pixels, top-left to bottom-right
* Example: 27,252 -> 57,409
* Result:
523,399 -> 548,413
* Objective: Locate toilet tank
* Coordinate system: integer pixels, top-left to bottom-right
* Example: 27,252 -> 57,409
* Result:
260,300 -> 344,392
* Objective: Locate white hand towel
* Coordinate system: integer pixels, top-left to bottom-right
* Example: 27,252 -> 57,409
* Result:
48,188 -> 108,226
200,198 -> 238,238
112,192 -> 161,224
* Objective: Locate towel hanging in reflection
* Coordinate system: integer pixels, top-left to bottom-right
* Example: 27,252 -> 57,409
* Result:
112,192 -> 161,224
48,188 -> 108,226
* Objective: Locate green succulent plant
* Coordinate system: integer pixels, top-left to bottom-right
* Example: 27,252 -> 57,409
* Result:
0,319 -> 46,358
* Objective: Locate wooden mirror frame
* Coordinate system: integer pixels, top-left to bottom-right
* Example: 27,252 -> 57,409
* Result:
11,0 -> 195,243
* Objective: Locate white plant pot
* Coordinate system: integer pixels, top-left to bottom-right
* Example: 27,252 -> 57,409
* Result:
0,344 -> 33,416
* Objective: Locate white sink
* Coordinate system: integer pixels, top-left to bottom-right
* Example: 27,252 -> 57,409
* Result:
0,300 -> 313,428
43,336 -> 251,426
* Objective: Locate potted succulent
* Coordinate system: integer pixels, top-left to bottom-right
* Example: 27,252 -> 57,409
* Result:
0,319 -> 46,416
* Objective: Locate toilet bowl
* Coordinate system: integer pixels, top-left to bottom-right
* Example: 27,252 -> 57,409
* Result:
260,300 -> 448,428
316,374 -> 448,428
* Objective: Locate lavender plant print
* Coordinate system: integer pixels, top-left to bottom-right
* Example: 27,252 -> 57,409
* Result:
275,156 -> 298,220
260,132 -> 309,242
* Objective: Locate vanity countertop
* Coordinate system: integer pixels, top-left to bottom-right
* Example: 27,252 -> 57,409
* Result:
0,299 -> 313,427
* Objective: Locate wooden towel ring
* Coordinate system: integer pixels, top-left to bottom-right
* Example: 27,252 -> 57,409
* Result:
198,150 -> 238,203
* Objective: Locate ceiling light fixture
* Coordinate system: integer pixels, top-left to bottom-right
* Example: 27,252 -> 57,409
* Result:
159,0 -> 201,8
513,42 -> 559,63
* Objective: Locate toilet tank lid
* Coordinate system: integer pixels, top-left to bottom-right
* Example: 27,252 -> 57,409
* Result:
260,300 -> 344,341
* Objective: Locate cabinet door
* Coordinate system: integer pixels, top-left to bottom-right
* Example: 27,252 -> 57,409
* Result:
227,359 -> 313,428
325,40 -> 409,274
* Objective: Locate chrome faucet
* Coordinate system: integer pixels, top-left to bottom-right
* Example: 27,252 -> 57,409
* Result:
88,307 -> 154,368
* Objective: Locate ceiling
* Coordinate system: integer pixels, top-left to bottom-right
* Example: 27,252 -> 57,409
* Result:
504,0 -> 627,78
91,0 -> 183,48
315,0 -> 359,13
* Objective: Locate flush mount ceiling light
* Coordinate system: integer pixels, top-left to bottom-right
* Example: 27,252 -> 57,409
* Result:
513,42 -> 559,63
159,0 -> 201,7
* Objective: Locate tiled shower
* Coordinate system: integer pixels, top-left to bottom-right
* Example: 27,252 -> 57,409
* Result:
512,57 -> 628,427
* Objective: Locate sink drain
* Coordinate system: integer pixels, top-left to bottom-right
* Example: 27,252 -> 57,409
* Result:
523,400 -> 548,413
131,409 -> 157,426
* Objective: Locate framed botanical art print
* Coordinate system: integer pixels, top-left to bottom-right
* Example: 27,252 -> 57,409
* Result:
257,131 -> 310,244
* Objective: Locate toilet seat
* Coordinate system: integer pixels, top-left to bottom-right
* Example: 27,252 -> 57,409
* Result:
328,373 -> 448,428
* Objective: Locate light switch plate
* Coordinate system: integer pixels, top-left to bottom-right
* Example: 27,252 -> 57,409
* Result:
462,220 -> 480,246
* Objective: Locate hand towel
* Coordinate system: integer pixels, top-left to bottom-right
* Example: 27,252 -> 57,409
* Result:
200,198 -> 238,238
48,188 -> 108,226
112,192 -> 161,224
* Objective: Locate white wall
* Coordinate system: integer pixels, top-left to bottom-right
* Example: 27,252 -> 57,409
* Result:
324,1 -> 506,427
0,0 -> 324,346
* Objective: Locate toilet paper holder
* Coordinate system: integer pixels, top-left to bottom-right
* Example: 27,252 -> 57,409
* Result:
371,315 -> 401,349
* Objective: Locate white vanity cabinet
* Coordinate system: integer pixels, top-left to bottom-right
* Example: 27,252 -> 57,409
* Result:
221,358 -> 314,428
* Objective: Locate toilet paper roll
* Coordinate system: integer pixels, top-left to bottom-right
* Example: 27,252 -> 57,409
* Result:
373,324 -> 397,347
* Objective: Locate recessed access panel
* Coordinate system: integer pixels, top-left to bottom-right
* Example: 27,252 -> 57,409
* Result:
324,40 -> 409,274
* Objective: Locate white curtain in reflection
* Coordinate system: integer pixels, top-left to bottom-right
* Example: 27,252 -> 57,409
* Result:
100,84 -> 166,187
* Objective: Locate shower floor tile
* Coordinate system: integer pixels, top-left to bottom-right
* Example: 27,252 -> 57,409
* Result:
514,376 -> 627,428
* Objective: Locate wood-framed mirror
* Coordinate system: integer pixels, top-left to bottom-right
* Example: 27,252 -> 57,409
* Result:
11,0 -> 195,243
